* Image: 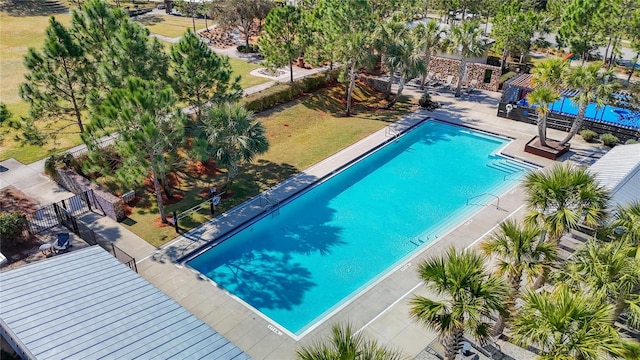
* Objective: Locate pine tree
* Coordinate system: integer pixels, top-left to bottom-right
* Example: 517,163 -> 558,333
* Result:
558,0 -> 606,63
258,5 -> 303,83
171,29 -> 241,119
84,78 -> 186,223
19,17 -> 91,139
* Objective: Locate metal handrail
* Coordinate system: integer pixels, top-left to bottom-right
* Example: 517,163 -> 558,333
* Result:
466,192 -> 500,210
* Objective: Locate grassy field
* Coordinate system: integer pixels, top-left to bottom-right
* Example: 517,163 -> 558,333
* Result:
119,83 -> 417,246
135,14 -> 208,38
0,8 -> 268,163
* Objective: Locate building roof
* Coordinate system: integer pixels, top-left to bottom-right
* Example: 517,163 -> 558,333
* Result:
589,143 -> 640,207
0,246 -> 251,360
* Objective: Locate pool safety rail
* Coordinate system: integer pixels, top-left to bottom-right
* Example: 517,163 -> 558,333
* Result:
467,192 -> 501,210
260,191 -> 280,217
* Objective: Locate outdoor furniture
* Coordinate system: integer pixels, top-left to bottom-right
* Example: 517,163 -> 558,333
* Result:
53,233 -> 71,254
442,75 -> 454,89
465,79 -> 478,93
39,244 -> 52,255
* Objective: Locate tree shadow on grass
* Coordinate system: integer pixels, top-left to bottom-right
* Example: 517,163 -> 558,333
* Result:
0,0 -> 69,17
134,14 -> 165,26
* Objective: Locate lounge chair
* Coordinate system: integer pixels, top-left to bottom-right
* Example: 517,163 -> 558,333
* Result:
429,73 -> 442,86
442,75 -> 454,89
465,79 -> 478,93
421,72 -> 434,86
53,233 -> 71,253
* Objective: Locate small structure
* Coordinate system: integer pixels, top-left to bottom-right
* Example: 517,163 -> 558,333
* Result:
0,246 -> 251,360
498,74 -> 640,143
589,143 -> 640,208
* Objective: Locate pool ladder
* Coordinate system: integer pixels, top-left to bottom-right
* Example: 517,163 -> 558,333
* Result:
385,127 -> 400,141
466,193 -> 501,210
260,191 -> 280,217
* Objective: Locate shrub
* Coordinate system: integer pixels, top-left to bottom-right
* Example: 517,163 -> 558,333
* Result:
0,212 -> 28,247
241,71 -> 337,112
0,103 -> 11,124
237,44 -> 260,53
624,139 -> 638,145
44,153 -> 73,178
418,93 -> 441,111
579,129 -> 598,142
600,133 -> 619,147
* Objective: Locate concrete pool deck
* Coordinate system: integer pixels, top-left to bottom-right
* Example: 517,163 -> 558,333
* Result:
135,89 -> 608,359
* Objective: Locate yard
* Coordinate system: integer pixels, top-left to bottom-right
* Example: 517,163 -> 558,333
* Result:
113,83 -> 417,246
135,14 -> 209,38
0,7 -> 268,163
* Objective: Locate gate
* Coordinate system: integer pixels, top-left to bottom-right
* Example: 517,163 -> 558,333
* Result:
24,191 -> 95,235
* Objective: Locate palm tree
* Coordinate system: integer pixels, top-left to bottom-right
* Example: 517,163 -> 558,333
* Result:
558,240 -> 640,325
409,247 -> 508,360
200,103 -> 269,188
412,20 -> 444,89
372,14 -> 410,99
387,37 -> 426,107
447,21 -> 487,97
527,87 -> 560,147
530,57 -> 567,90
523,164 -> 609,244
296,323 -> 405,360
611,201 -> 640,257
511,285 -> 639,360
558,62 -> 618,146
480,219 -> 557,335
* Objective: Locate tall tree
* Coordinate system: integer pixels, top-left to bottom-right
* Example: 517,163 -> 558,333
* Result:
511,285 -> 639,360
558,240 -> 640,325
447,21 -> 487,97
527,87 -> 560,147
197,103 -> 269,188
296,323 -> 405,360
412,20 -> 444,90
301,0 -> 341,70
19,17 -> 91,140
372,14 -> 411,99
173,0 -> 199,32
387,37 -> 425,107
326,0 -> 375,116
523,164 -> 609,244
558,0 -> 606,63
258,5 -> 303,83
409,248 -> 508,360
490,1 -> 540,68
559,62 -> 618,146
215,0 -> 274,50
171,29 -> 241,119
84,78 -> 186,223
480,219 -> 557,336
528,57 -> 567,146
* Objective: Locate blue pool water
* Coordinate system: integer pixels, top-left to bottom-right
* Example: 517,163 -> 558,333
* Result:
187,121 -> 533,336
517,97 -> 640,130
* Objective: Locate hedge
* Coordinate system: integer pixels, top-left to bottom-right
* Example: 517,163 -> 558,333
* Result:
0,212 -> 28,247
241,71 -> 338,112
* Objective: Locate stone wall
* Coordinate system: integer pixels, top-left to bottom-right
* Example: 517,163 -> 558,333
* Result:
359,75 -> 389,93
427,56 -> 501,91
54,169 -> 126,222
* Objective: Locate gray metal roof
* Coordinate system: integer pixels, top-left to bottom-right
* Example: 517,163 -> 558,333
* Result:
589,143 -> 640,207
0,246 -> 251,360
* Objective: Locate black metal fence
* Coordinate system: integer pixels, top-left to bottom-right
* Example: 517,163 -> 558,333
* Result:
24,190 -> 137,272
76,221 -> 137,272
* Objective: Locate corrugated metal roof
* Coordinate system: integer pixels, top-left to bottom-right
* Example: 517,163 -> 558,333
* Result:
0,246 -> 251,360
589,143 -> 640,207
505,73 -> 534,89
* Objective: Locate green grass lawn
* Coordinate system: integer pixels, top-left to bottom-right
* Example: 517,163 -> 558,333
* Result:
135,14 -> 209,38
120,83 -> 417,246
228,58 -> 270,89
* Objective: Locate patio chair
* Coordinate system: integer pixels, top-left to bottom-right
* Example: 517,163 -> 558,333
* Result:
429,73 -> 442,86
422,72 -> 434,86
53,233 -> 71,254
442,75 -> 454,89
465,79 -> 478,93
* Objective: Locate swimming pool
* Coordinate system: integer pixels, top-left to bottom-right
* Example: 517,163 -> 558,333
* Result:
187,120 -> 533,337
517,96 -> 640,130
